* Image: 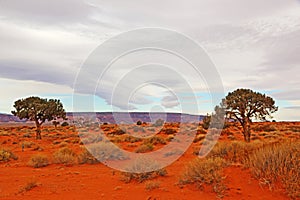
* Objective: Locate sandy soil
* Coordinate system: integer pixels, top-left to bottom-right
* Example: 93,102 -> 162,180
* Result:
0,122 -> 299,200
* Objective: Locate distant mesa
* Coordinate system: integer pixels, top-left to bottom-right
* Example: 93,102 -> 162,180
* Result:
0,112 -> 204,124
0,113 -> 27,123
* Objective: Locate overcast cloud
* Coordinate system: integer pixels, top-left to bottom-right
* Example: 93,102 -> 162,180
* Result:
0,0 -> 299,120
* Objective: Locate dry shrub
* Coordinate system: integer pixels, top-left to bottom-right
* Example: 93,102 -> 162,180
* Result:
53,147 -> 77,166
252,124 -> 277,132
193,134 -> 205,143
22,141 -> 35,148
28,154 -> 49,168
78,148 -> 99,164
247,141 -> 300,199
206,141 -> 264,164
163,128 -> 177,135
19,179 -> 38,193
0,148 -> 18,162
124,135 -> 142,143
145,180 -> 160,191
135,143 -> 154,153
86,142 -> 128,161
179,157 -> 227,197
121,157 -> 167,183
144,136 -> 166,145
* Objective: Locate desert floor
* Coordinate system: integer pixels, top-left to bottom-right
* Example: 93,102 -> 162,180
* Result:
0,122 -> 299,200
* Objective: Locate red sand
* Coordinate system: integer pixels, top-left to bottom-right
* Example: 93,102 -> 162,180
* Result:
1,122 -> 298,200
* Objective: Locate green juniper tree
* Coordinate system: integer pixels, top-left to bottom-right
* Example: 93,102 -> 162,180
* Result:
12,96 -> 66,139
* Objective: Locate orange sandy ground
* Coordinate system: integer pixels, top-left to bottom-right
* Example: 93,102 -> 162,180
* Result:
0,122 -> 299,200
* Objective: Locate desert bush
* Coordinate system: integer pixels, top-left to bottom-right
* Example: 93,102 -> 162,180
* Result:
252,124 -> 277,132
145,136 -> 166,145
135,143 -> 154,153
78,148 -> 99,164
23,133 -> 31,138
19,179 -> 38,193
153,119 -> 164,127
121,157 -> 167,183
205,141 -> 263,164
227,135 -> 236,140
197,126 -> 207,135
61,122 -> 69,127
58,141 -> 68,148
193,134 -> 205,143
246,141 -> 300,199
133,126 -> 145,133
145,181 -> 160,191
136,120 -> 142,125
179,157 -> 227,197
164,148 -> 184,157
87,142 -> 128,161
53,147 -> 77,166
28,154 -> 49,168
110,129 -> 126,135
0,148 -> 18,162
124,135 -> 142,143
164,128 -> 177,135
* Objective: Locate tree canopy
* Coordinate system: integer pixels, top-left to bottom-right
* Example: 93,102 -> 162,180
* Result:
222,88 -> 278,142
12,96 -> 66,139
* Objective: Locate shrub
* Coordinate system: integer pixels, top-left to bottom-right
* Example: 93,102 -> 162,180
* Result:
246,141 -> 300,199
86,142 -> 128,161
0,148 -> 18,162
110,129 -> 126,135
61,122 -> 69,127
136,120 -> 142,125
28,154 -> 49,168
164,128 -> 177,135
252,124 -> 276,132
22,141 -> 35,148
154,119 -> 164,127
145,136 -> 166,145
78,148 -> 99,164
179,157 -> 227,197
135,143 -> 154,153
19,179 -> 38,193
133,126 -> 145,133
206,141 -> 263,164
124,135 -> 142,143
53,147 -> 77,166
145,181 -> 160,191
121,157 -> 167,183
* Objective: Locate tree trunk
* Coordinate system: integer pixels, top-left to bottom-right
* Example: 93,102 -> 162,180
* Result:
242,120 -> 251,142
35,121 -> 42,140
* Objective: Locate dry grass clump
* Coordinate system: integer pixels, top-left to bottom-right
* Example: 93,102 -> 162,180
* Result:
121,157 -> 167,183
22,141 -> 35,148
0,147 -> 18,162
252,123 -> 277,132
179,157 -> 227,197
53,147 -> 77,166
203,141 -> 263,164
86,142 -> 128,161
19,179 -> 38,193
135,143 -> 154,153
247,141 -> 300,199
78,148 -> 99,164
144,136 -> 166,145
28,154 -> 49,168
145,180 -> 161,191
123,135 -> 142,143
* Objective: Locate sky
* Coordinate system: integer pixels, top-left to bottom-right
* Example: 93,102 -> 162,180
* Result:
0,0 -> 300,121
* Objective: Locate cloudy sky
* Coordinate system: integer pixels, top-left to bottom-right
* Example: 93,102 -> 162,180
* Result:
0,0 -> 299,121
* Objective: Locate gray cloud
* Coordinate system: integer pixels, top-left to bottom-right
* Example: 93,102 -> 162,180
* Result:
0,0 -> 300,118
161,95 -> 179,108
0,0 -> 97,25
